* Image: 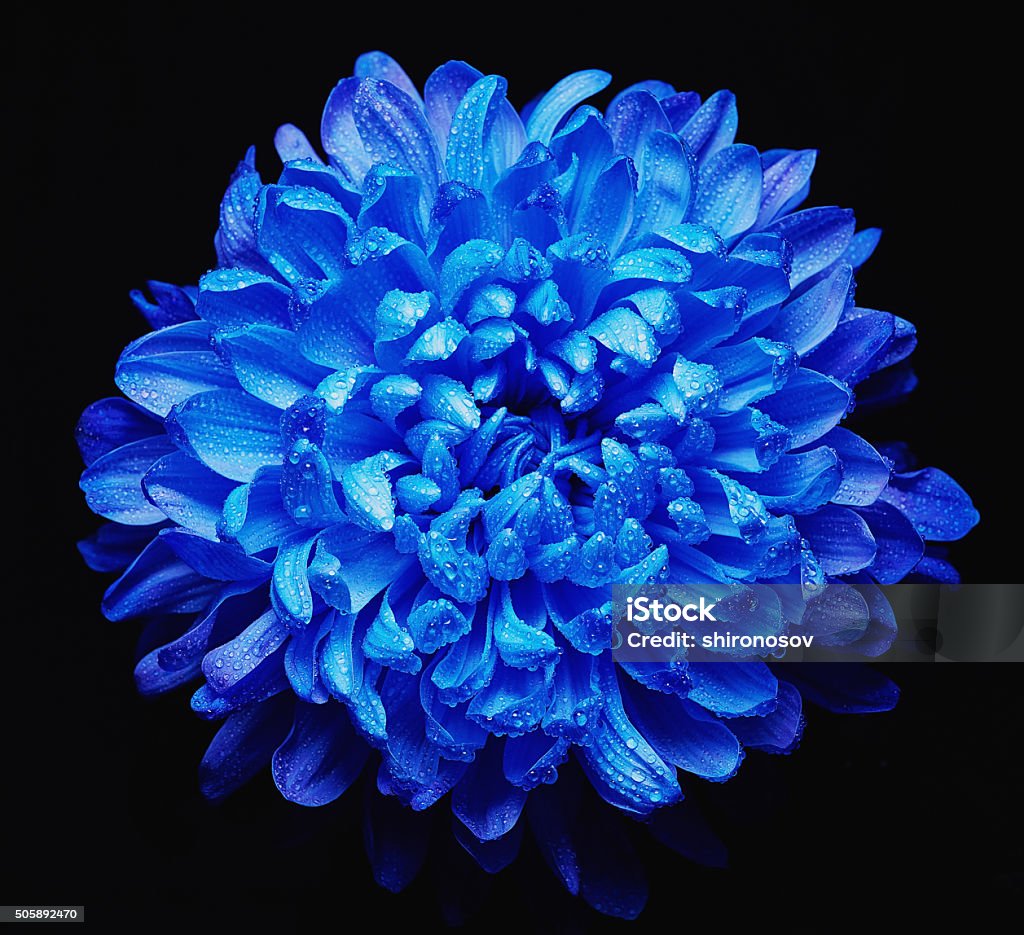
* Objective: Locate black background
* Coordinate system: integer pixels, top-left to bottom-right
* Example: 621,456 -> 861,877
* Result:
9,6 -> 1020,930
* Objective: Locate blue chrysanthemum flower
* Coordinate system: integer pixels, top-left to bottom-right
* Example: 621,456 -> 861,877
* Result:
77,53 -> 978,914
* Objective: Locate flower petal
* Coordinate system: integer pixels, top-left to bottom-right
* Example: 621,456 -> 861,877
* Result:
80,436 -> 178,525
526,69 -> 612,146
272,701 -> 369,806
878,467 -> 979,541
166,389 -> 285,483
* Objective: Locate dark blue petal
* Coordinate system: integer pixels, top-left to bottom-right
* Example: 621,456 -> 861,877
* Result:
729,679 -> 803,752
796,505 -> 877,575
878,467 -> 979,541
78,522 -> 157,573
272,701 -> 368,806
363,786 -> 432,892
76,397 -> 160,466
452,739 -> 528,841
855,501 -> 925,584
787,663 -> 899,713
160,528 -> 269,581
623,680 -> 743,780
453,817 -> 523,874
198,696 -> 293,801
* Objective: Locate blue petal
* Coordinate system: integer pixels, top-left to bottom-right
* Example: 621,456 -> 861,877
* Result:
606,89 -> 671,163
631,131 -> 693,238
76,397 -> 160,466
318,523 -> 413,615
706,408 -> 790,473
359,166 -> 427,247
467,661 -> 553,737
576,658 -> 682,813
855,501 -> 926,583
78,522 -> 156,573
452,739 -> 528,841
787,664 -> 898,713
363,787 -> 432,892
213,151 -> 268,272
878,467 -> 979,541
703,336 -> 797,411
756,149 -> 817,227
321,77 -> 374,183
796,505 -> 877,575
660,90 -> 702,132
767,206 -> 855,286
115,321 -> 236,417
728,679 -> 803,752
353,78 -> 443,193
823,427 -> 892,506
355,51 -> 422,104
741,446 -> 841,513
762,263 -> 853,354
526,69 -> 612,145
272,701 -> 368,806
758,368 -> 851,447
690,144 -> 762,239
804,309 -> 895,383
273,123 -> 320,163
425,61 -> 484,158
166,388 -> 285,483
220,466 -> 300,553
446,75 -> 506,190
160,528 -> 269,581
624,681 -> 743,780
80,436 -> 177,525
503,731 -> 569,790
576,156 -> 637,255
215,325 -> 331,409
492,582 -> 560,668
195,268 -> 292,329
255,185 -> 352,282
681,90 -> 738,164
198,696 -> 293,801
686,661 -> 777,717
